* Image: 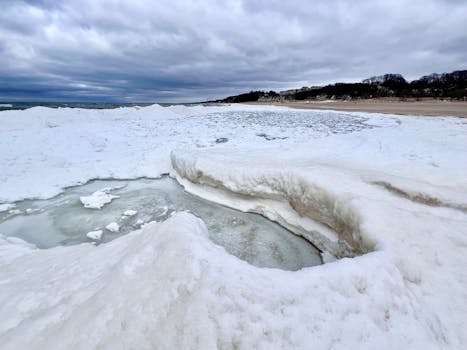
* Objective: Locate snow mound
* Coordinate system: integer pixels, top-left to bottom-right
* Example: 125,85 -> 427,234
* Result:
0,212 -> 447,349
170,148 -> 467,348
137,103 -> 181,119
0,234 -> 36,265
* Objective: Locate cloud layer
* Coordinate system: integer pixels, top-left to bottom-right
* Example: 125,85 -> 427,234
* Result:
1,0 -> 466,101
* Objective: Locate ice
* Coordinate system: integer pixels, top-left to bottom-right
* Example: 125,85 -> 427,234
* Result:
0,203 -> 15,212
0,177 -> 322,271
123,209 -> 138,216
0,103 -> 466,349
80,188 -> 120,209
86,229 -> 103,241
105,222 -> 120,232
0,104 -> 385,203
8,209 -> 22,215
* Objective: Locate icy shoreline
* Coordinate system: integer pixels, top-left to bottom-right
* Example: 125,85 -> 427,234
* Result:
0,176 -> 322,270
1,104 -> 466,349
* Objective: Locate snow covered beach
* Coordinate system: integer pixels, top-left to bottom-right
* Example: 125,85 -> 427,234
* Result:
0,104 -> 466,349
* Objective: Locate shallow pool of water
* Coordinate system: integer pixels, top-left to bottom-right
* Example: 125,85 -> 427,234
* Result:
0,177 -> 322,270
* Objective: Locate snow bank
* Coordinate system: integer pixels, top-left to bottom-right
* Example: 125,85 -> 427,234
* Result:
0,103 -> 392,202
0,103 -> 181,202
0,212 -> 450,350
171,150 -> 368,258
170,147 -> 467,348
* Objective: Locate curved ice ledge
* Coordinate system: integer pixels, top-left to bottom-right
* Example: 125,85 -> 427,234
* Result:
171,150 -> 373,259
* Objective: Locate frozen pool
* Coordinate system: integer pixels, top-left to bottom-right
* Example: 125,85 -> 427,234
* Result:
0,177 -> 322,270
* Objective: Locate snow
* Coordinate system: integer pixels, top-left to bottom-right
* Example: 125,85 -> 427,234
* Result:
0,103 -> 466,349
80,188 -> 120,209
86,229 -> 103,241
105,222 -> 120,233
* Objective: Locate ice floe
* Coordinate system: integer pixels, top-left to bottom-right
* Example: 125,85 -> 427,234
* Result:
86,229 -> 103,241
105,222 -> 120,233
80,188 -> 120,209
123,209 -> 138,217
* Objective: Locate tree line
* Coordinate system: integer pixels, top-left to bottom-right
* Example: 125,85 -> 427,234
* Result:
215,70 -> 467,102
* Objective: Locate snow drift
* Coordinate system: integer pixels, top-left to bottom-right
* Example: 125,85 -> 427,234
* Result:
0,212 -> 450,350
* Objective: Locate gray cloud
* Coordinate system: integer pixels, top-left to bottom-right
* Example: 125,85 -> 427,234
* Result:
0,0 -> 466,102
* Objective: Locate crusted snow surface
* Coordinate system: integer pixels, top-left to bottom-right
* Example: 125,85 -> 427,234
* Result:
0,213 -> 450,349
1,103 -> 467,349
0,103 -> 382,202
171,147 -> 467,347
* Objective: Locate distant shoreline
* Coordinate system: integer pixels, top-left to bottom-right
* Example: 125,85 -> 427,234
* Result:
242,99 -> 467,118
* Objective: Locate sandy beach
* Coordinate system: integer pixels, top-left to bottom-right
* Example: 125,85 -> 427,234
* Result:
246,99 -> 467,117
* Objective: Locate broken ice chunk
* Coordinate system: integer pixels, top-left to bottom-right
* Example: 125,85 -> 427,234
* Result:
80,188 -> 120,209
134,219 -> 145,227
86,230 -> 103,241
123,209 -> 138,217
105,222 -> 120,233
0,203 -> 16,213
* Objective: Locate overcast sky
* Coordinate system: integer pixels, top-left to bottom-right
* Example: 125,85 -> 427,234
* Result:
0,0 -> 466,102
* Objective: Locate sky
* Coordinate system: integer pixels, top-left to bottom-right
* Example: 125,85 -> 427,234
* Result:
0,0 -> 466,102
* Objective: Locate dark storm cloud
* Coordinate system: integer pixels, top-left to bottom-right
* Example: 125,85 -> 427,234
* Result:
0,0 -> 466,101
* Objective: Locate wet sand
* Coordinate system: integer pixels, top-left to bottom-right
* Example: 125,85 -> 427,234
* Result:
245,100 -> 467,117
